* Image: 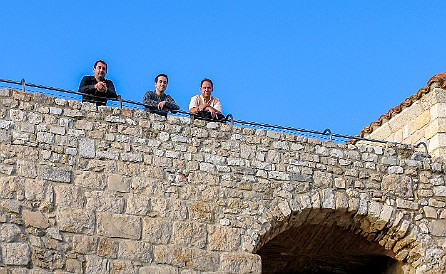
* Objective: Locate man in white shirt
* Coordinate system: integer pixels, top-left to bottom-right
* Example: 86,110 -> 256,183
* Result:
189,78 -> 224,121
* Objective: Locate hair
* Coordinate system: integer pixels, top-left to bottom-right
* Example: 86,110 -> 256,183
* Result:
94,60 -> 107,69
155,73 -> 168,84
200,78 -> 213,88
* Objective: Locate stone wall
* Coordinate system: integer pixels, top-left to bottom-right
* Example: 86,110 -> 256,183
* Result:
0,88 -> 445,273
361,84 -> 446,158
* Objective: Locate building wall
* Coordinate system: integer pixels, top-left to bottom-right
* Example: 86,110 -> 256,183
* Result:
362,84 -> 446,158
0,89 -> 446,273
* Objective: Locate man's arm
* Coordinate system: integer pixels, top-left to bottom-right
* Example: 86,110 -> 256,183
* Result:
105,80 -> 117,99
78,76 -> 97,95
211,98 -> 222,112
189,96 -> 200,113
142,91 -> 160,109
164,95 -> 180,111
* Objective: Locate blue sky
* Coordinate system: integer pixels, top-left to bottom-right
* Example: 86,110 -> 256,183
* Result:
1,1 -> 445,138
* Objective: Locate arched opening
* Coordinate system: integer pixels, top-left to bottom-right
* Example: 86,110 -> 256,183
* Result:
257,224 -> 403,274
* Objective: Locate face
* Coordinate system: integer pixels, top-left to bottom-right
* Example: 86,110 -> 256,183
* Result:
200,80 -> 213,98
155,76 -> 168,93
93,62 -> 107,80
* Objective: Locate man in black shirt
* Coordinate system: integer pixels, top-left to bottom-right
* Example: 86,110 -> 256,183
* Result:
78,60 -> 117,106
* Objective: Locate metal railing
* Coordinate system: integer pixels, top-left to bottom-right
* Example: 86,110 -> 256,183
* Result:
0,78 -> 430,154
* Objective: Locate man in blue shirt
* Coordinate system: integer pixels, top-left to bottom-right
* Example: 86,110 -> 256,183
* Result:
142,74 -> 179,117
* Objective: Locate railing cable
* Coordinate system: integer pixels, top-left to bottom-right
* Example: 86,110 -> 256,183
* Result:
0,78 -> 429,152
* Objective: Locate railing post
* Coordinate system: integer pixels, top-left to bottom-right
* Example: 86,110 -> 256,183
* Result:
225,113 -> 234,126
117,95 -> 122,109
415,142 -> 429,155
20,79 -> 25,93
323,129 -> 333,141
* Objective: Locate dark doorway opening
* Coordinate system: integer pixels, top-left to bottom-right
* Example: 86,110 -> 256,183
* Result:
257,224 -> 402,274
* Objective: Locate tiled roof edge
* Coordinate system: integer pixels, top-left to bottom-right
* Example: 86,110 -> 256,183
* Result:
348,72 -> 446,144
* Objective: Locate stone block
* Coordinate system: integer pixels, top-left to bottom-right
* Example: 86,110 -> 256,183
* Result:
313,171 -> 333,188
54,184 -> 85,208
126,193 -> 151,215
423,206 -> 437,219
107,174 -> 130,192
36,132 -> 54,144
153,245 -> 186,268
49,126 -> 65,136
396,198 -> 419,210
430,102 -> 446,119
0,223 -> 22,242
23,179 -> 49,204
74,171 -> 107,190
97,212 -> 141,240
139,265 -> 179,274
433,186 -> 446,197
85,191 -> 125,214
142,218 -> 172,245
208,225 -> 240,252
31,247 -> 65,270
431,220 -> 446,236
118,240 -> 153,263
220,252 -> 261,273
85,255 -> 110,274
57,208 -> 95,234
189,202 -> 214,223
97,237 -> 118,258
381,174 -> 413,198
40,165 -> 72,183
153,245 -> 218,272
79,138 -> 96,159
65,258 -> 83,273
1,243 -> 31,265
16,160 -> 37,178
22,210 -> 49,229
335,191 -> 349,210
72,235 -> 97,255
172,221 -> 207,249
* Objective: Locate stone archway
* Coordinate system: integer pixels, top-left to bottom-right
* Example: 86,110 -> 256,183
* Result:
257,223 -> 401,273
253,202 -> 442,274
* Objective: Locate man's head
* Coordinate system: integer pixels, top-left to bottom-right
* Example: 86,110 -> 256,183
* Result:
154,74 -> 168,94
200,78 -> 213,99
93,60 -> 107,81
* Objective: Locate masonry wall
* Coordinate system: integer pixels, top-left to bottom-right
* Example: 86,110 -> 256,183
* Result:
362,84 -> 446,158
0,89 -> 446,273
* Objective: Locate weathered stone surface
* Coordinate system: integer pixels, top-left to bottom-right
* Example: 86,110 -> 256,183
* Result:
0,89 -> 446,273
107,174 -> 130,192
85,255 -> 110,274
40,165 -> 71,183
172,221 -> 207,249
220,252 -> 262,273
430,220 -> 446,236
0,223 -> 22,242
208,225 -> 241,252
79,138 -> 96,158
74,171 -> 107,190
139,265 -> 179,274
85,191 -> 125,213
142,217 -> 172,244
57,208 -> 95,234
54,184 -> 85,208
22,210 -> 49,229
381,174 -> 414,198
72,235 -> 98,254
1,243 -> 31,265
118,240 -> 153,263
97,212 -> 141,240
